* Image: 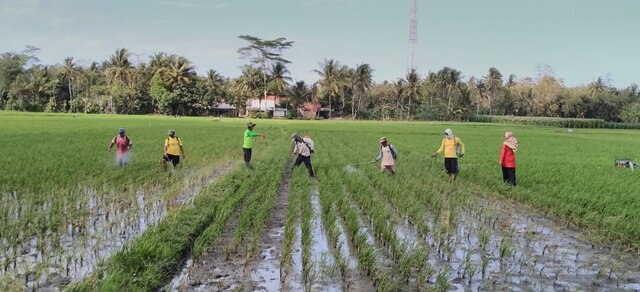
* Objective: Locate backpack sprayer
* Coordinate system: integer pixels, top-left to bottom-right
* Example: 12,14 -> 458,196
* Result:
615,158 -> 640,171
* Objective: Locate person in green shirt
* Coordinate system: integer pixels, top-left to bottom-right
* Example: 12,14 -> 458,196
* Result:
242,122 -> 264,168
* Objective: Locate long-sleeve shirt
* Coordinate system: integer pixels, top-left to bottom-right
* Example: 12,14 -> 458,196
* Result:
436,137 -> 464,158
375,145 -> 396,166
293,141 -> 312,157
500,144 -> 516,168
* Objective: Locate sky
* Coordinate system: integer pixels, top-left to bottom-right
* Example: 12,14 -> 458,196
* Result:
1,0 -> 638,88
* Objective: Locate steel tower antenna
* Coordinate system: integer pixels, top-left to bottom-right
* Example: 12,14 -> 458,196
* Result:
407,0 -> 418,73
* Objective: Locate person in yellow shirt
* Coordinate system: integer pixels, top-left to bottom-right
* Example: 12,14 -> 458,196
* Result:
162,129 -> 185,171
431,128 -> 465,182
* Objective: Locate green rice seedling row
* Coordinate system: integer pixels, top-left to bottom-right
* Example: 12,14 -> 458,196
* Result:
2,112 -> 640,290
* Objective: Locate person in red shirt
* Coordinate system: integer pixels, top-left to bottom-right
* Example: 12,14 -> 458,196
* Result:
108,128 -> 133,167
499,131 -> 517,186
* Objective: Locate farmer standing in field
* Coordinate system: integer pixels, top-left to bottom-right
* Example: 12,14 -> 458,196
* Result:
291,134 -> 315,177
371,137 -> 397,175
107,128 -> 133,167
242,122 -> 264,169
162,129 -> 185,171
431,128 -> 465,182
499,131 -> 518,186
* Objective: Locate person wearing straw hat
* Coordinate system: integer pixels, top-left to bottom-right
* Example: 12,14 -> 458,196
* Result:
162,129 -> 184,171
371,137 -> 398,175
499,131 -> 518,186
431,128 -> 465,182
107,127 -> 133,167
291,134 -> 315,177
242,122 -> 264,168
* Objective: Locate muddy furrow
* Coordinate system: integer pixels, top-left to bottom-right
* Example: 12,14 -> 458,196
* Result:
173,204 -> 245,291
244,158 -> 294,291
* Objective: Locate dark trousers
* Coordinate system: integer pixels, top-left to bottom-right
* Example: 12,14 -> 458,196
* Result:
293,155 -> 315,177
502,167 -> 516,186
243,148 -> 252,165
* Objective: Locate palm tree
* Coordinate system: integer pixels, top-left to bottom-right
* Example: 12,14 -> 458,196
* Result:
351,63 -> 374,118
484,67 -> 503,115
590,77 -> 607,96
433,67 -> 462,115
393,79 -> 406,113
314,59 -> 344,118
268,62 -> 292,100
149,52 -> 171,77
237,65 -> 262,111
60,57 -> 80,101
288,81 -> 311,115
475,79 -> 486,115
205,69 -> 225,102
165,56 -> 195,87
405,69 -> 420,119
104,48 -> 133,86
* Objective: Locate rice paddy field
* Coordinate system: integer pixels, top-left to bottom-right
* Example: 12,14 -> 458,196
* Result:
1,111 -> 640,291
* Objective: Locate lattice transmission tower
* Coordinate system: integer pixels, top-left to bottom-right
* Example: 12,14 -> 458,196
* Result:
407,0 -> 418,73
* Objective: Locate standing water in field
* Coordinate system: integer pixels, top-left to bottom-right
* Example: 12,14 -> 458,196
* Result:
0,163 -> 235,290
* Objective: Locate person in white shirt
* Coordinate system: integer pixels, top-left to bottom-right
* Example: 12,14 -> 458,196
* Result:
371,136 -> 397,175
291,134 -> 315,177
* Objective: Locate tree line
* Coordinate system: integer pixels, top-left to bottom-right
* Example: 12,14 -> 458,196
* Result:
1,36 -> 639,122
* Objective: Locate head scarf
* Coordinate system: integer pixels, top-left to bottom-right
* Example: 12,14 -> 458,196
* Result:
444,129 -> 454,140
503,131 -> 518,152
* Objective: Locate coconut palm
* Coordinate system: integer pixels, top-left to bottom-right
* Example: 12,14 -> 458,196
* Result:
288,81 -> 311,115
268,62 -> 291,98
165,56 -> 195,87
60,57 -> 80,101
484,67 -> 503,115
237,65 -> 262,105
149,52 -> 171,77
104,48 -> 133,86
351,63 -> 374,118
314,59 -> 344,118
434,67 -> 462,115
590,77 -> 607,96
393,79 -> 406,113
205,69 -> 225,101
405,69 -> 420,119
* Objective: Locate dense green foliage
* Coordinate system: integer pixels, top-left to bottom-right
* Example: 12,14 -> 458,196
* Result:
1,43 -> 638,121
471,115 -> 640,129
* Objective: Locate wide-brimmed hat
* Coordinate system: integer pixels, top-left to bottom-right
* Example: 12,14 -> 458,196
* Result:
247,122 -> 256,128
168,129 -> 175,135
379,136 -> 388,143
